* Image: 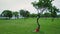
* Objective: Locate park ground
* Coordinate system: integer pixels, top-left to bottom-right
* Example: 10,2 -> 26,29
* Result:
0,18 -> 60,34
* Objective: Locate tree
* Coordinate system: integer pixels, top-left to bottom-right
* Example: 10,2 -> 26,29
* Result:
20,10 -> 26,17
32,0 -> 54,32
44,12 -> 51,17
20,9 -> 30,18
0,14 -> 1,17
13,11 -> 19,19
25,11 -> 30,18
30,13 -> 37,17
49,6 -> 59,21
1,10 -> 13,19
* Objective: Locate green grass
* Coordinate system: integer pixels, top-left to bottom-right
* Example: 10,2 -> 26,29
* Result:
0,18 -> 60,34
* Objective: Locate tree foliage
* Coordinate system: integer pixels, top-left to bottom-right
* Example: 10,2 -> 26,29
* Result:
1,10 -> 13,19
13,11 -> 19,19
20,9 -> 30,18
20,10 -> 26,17
32,0 -> 53,9
30,13 -> 37,17
44,12 -> 51,17
25,11 -> 30,17
32,0 -> 59,20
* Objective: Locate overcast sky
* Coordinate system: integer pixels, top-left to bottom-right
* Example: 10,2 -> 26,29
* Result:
0,0 -> 60,14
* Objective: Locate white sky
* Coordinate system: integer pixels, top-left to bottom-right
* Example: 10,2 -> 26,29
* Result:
0,0 -> 60,14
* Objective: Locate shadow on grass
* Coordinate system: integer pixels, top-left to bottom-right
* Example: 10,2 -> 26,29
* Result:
32,31 -> 45,34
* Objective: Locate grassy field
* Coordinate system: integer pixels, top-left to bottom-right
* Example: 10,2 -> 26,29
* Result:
0,18 -> 60,34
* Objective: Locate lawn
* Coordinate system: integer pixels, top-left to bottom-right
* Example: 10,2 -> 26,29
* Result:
0,18 -> 60,34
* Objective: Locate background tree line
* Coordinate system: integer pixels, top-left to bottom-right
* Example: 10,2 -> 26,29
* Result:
0,9 -> 60,20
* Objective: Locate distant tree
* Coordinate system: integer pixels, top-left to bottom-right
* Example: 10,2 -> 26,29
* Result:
25,11 -> 30,18
13,11 -> 19,19
44,12 -> 51,17
20,9 -> 30,18
57,14 -> 60,17
0,14 -> 1,17
30,13 -> 37,17
20,10 -> 26,17
57,11 -> 60,17
1,10 -> 13,19
49,6 -> 59,21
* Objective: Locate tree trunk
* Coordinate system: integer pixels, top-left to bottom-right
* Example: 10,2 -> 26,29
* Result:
37,16 -> 40,29
35,8 -> 46,32
35,11 -> 40,32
